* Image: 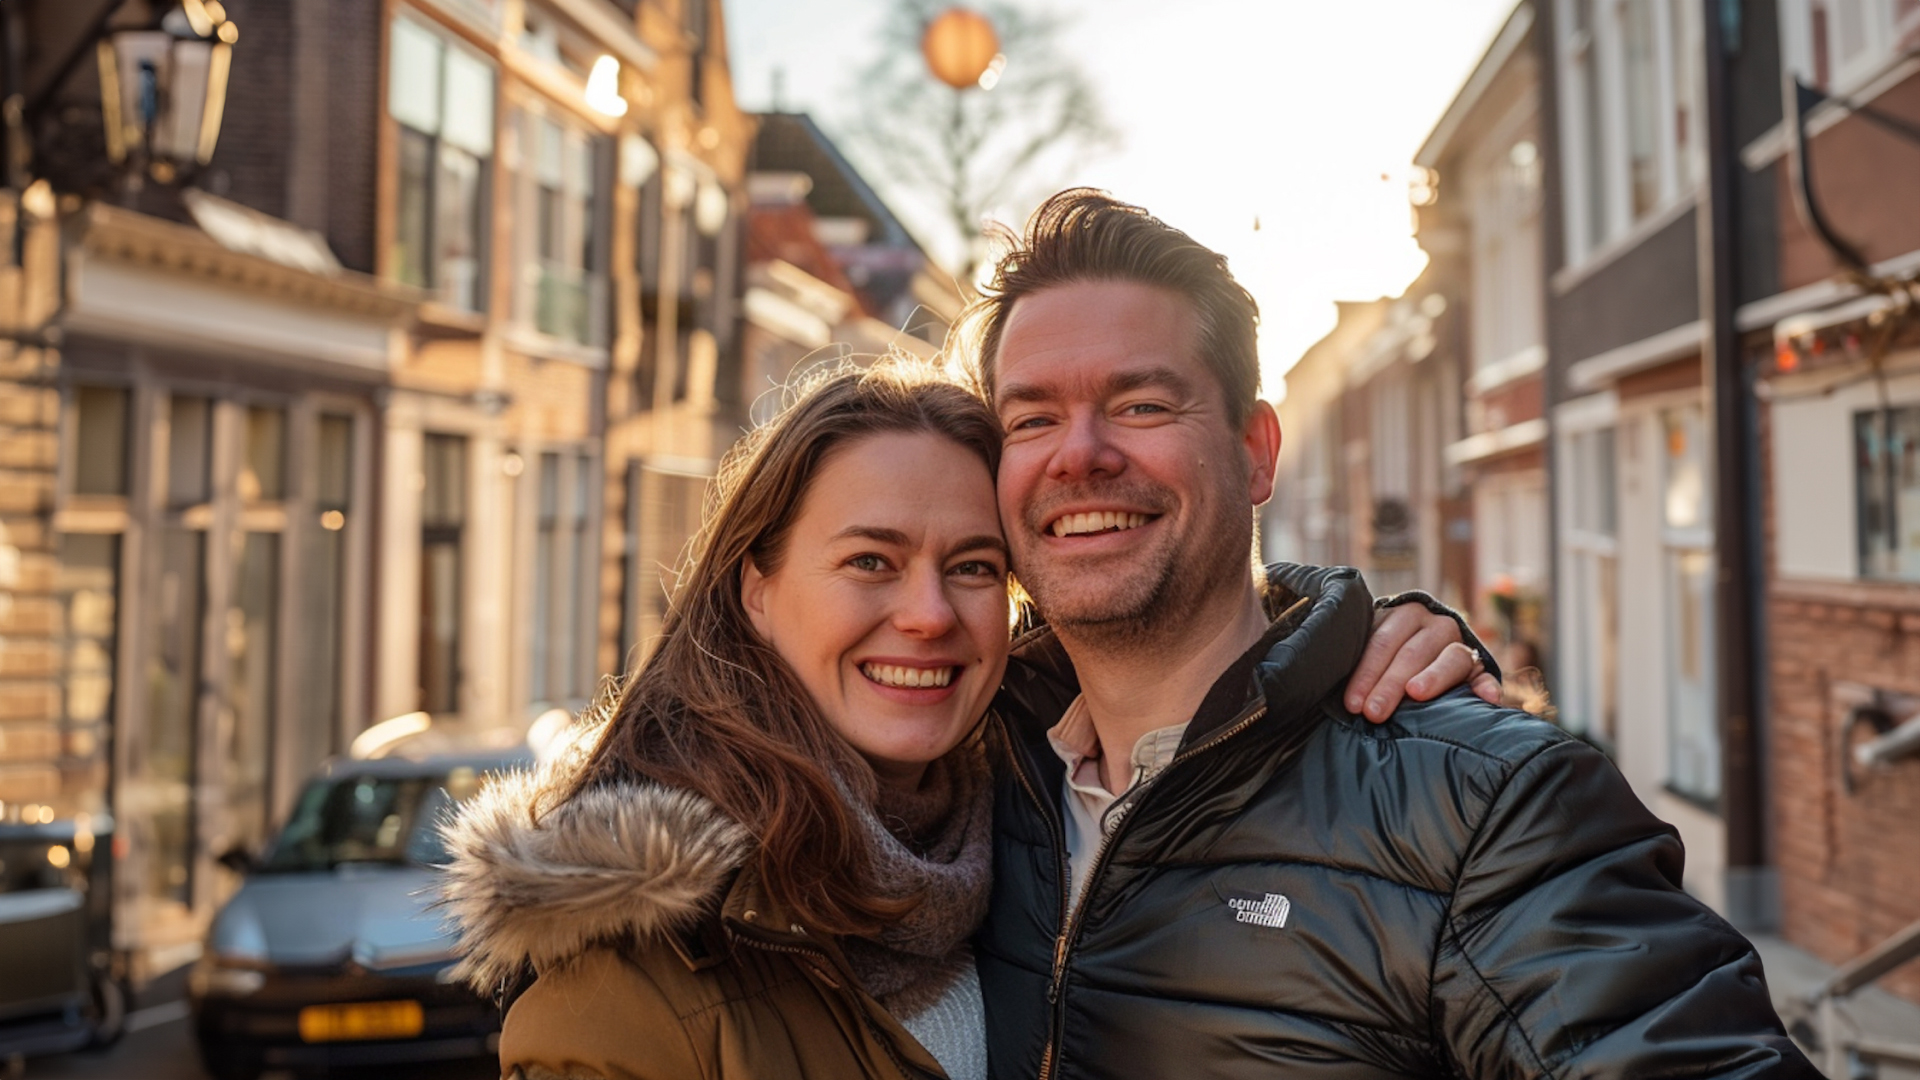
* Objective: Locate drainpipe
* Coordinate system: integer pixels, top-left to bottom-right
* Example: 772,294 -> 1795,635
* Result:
1699,0 -> 1774,931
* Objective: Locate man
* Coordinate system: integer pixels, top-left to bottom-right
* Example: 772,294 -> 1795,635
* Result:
967,190 -> 1816,1080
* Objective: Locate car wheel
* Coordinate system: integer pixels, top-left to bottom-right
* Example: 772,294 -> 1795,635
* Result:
85,973 -> 129,1049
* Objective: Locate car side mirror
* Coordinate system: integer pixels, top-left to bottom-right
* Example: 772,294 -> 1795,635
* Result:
215,844 -> 256,874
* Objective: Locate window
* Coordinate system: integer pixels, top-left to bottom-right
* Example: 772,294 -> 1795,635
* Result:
530,451 -> 596,703
685,0 -> 709,109
1857,405 -> 1920,579
71,385 -> 128,497
54,385 -> 129,823
570,452 -> 593,694
421,434 -> 466,714
389,16 -> 495,311
298,415 -> 353,771
1554,0 -> 1702,265
1782,0 -> 1919,94
630,465 -> 708,655
1661,405 -> 1718,801
510,109 -> 608,344
1560,424 -> 1619,743
1469,125 -> 1544,374
54,536 -> 117,814
226,406 -> 286,853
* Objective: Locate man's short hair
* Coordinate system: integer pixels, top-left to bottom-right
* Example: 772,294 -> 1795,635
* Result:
963,188 -> 1263,424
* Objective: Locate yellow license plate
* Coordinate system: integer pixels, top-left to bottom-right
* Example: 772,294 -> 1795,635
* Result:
297,1000 -> 424,1043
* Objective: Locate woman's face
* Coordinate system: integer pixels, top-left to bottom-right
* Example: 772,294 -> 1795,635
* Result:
742,431 -> 1010,790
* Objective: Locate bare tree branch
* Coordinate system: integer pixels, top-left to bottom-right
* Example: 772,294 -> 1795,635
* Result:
843,0 -> 1118,279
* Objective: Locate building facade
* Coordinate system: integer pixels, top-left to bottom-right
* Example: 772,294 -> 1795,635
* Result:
1536,0 -> 1740,915
1734,0 -> 1920,1006
1416,2 -> 1548,673
0,0 -> 747,978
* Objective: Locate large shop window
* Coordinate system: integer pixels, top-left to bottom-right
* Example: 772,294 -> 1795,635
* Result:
1857,405 -> 1920,580
420,434 -> 467,715
508,108 -> 607,345
389,15 -> 495,311
1661,405 -> 1718,802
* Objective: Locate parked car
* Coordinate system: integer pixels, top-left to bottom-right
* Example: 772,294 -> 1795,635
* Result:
189,750 -> 529,1080
0,812 -> 126,1061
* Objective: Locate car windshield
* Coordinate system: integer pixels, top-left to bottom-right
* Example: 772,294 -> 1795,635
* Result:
258,766 -> 487,873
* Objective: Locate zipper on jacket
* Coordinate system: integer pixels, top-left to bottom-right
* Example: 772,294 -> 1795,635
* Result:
1006,723 -> 1072,987
1032,700 -> 1269,1080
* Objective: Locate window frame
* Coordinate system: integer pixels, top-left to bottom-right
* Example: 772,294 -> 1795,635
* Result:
507,102 -> 612,348
387,13 -> 497,313
1856,402 -> 1920,580
1657,402 -> 1719,803
1553,0 -> 1703,270
1554,393 -> 1620,747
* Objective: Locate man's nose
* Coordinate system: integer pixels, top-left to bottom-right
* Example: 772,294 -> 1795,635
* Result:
1048,413 -> 1125,480
894,567 -> 959,637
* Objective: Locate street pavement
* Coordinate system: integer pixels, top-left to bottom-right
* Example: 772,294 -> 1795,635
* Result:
19,968 -> 495,1080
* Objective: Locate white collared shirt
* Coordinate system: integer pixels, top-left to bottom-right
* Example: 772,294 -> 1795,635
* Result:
1046,695 -> 1187,914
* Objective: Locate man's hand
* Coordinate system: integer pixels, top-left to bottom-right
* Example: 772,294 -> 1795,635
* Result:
1344,603 -> 1501,723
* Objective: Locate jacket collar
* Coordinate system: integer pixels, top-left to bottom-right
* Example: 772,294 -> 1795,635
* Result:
996,563 -> 1375,762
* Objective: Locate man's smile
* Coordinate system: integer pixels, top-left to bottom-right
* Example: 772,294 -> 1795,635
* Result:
1046,511 -> 1154,538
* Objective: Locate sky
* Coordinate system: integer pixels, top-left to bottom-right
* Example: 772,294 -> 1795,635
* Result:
724,0 -> 1517,397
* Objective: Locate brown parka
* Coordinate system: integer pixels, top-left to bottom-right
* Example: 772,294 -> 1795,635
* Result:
439,762 -> 949,1080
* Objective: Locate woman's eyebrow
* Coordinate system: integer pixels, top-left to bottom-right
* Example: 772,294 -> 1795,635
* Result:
832,525 -> 911,546
947,534 -> 1010,559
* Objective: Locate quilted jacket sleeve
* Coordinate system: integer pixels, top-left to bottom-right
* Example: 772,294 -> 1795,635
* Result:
1265,561 -> 1504,684
1431,737 -> 1819,1080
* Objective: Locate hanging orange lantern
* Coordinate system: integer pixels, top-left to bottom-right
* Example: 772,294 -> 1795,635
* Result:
921,7 -> 999,89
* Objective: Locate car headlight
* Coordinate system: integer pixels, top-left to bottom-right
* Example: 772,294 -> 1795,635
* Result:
190,955 -> 268,997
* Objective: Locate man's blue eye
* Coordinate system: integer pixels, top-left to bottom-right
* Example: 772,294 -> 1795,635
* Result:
848,554 -> 886,572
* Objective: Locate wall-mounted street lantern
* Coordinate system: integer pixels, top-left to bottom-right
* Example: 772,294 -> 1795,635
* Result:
95,0 -> 237,183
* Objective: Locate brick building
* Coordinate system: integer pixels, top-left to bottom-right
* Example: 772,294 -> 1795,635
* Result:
1731,0 -> 1920,1009
0,0 -> 752,977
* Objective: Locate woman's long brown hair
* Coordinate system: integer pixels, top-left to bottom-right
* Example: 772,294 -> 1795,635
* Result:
570,360 -> 1003,938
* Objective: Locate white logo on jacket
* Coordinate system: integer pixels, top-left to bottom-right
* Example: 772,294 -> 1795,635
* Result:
1227,892 -> 1291,929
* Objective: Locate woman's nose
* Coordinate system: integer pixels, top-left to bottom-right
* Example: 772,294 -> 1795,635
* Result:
893,568 -> 958,637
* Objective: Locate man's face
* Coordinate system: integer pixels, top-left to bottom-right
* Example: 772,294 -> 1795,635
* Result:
991,280 -> 1276,641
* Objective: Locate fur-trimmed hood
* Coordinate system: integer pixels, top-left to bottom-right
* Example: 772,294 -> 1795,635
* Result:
438,756 -> 753,992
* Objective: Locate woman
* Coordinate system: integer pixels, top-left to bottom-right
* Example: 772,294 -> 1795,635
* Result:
440,360 -> 1479,1080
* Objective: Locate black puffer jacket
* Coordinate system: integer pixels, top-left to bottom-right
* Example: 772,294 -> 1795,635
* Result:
976,564 -> 1815,1080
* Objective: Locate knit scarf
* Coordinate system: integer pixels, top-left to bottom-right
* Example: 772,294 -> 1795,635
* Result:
839,736 -> 994,1020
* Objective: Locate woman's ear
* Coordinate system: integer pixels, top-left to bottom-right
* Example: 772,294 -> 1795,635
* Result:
740,558 -> 773,640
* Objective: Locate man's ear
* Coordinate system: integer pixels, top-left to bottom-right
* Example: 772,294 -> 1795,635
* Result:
741,558 -> 773,640
1243,400 -> 1281,506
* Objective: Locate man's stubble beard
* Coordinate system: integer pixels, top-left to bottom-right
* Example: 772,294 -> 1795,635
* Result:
1015,479 -> 1254,654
